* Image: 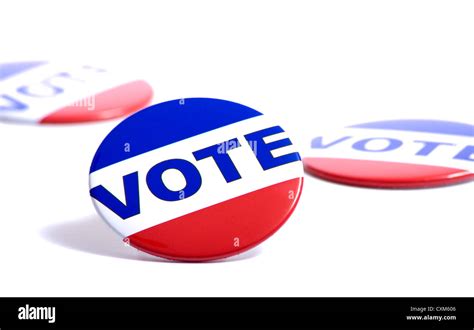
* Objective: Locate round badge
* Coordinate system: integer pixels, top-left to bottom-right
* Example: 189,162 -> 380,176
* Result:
89,98 -> 304,261
304,119 -> 474,188
0,61 -> 153,124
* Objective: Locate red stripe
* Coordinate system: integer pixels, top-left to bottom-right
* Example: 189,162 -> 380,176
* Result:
304,157 -> 473,188
40,80 -> 153,123
128,178 -> 303,261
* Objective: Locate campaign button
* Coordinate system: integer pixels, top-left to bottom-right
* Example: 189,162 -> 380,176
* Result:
89,98 -> 304,261
0,61 -> 153,124
304,119 -> 474,188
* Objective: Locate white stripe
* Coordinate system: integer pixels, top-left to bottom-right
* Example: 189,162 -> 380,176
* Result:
0,62 -> 134,122
303,128 -> 474,172
90,115 -> 303,238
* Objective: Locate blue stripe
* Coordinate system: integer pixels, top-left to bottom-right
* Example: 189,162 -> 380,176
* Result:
0,62 -> 47,80
349,119 -> 474,137
90,98 -> 262,173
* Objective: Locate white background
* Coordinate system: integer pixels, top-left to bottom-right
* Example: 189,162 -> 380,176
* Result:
0,0 -> 473,297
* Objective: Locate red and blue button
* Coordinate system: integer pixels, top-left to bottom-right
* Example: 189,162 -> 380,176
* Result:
89,98 -> 304,261
304,119 -> 474,188
0,61 -> 153,124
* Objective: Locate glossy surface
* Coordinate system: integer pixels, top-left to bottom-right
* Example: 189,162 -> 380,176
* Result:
303,119 -> 474,188
89,98 -> 304,261
0,62 -> 153,124
305,158 -> 473,188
